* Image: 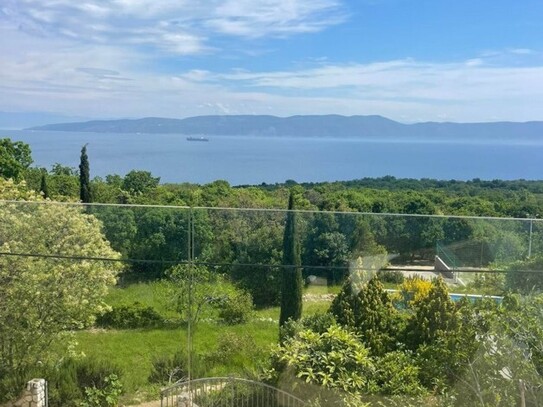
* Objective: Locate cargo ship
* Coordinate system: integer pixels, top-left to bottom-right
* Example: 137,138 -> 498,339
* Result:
186,136 -> 209,142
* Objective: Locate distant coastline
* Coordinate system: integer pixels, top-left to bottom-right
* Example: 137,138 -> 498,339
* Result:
26,114 -> 543,142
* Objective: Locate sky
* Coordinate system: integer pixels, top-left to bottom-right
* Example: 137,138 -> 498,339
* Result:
1,0 -> 543,123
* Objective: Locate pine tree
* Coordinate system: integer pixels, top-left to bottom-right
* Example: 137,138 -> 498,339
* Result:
330,276 -> 399,355
79,144 -> 91,203
279,191 -> 303,327
39,172 -> 49,199
409,276 -> 458,347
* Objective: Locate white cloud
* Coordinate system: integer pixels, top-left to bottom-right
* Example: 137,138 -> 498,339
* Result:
2,27 -> 542,123
509,48 -> 535,55
207,0 -> 346,38
2,0 -> 345,55
1,7 -> 542,123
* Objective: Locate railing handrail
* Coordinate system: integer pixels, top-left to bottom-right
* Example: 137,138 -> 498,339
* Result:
1,199 -> 542,223
161,376 -> 307,405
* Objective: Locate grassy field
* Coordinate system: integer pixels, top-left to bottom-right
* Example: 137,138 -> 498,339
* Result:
76,277 -> 491,404
76,281 -> 335,404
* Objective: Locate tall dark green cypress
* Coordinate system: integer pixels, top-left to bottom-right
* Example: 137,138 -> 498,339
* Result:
279,191 -> 303,327
39,172 -> 49,199
79,144 -> 91,203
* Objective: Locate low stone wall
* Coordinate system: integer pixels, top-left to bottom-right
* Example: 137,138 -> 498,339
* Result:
1,379 -> 47,407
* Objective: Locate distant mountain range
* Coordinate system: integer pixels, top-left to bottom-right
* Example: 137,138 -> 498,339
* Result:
28,115 -> 543,141
0,111 -> 89,130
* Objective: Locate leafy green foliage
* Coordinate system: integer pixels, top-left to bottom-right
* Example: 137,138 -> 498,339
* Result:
149,350 -> 209,385
122,170 -> 160,195
266,325 -> 376,394
506,255 -> 543,294
148,351 -> 189,385
280,313 -> 337,343
373,351 -> 425,396
217,290 -> 254,325
39,171 -> 49,198
0,138 -> 32,180
376,270 -> 404,284
407,277 -> 458,347
0,181 -> 122,398
79,374 -> 122,407
45,358 -> 123,407
165,264 -> 253,327
330,277 -> 401,355
95,302 -> 164,329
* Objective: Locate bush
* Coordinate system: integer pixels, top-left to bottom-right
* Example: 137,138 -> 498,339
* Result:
506,255 -> 543,294
265,325 -> 376,394
46,358 -> 123,407
96,302 -> 163,329
280,313 -> 336,343
148,352 -> 208,385
217,291 -> 254,325
373,351 -> 425,396
205,332 -> 263,371
148,352 -> 188,385
79,374 -> 122,407
398,276 -> 432,309
377,270 -> 405,285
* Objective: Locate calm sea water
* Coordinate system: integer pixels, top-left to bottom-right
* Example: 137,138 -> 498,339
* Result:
2,130 -> 542,185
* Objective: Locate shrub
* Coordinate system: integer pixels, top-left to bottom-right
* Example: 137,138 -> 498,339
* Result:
506,255 -> 543,294
46,358 -> 123,407
79,374 -> 122,407
265,325 -> 376,394
398,276 -> 432,309
376,270 -> 405,284
280,313 -> 336,343
330,277 -> 401,355
148,352 -> 188,385
95,302 -> 163,329
373,351 -> 425,396
149,352 -> 208,385
205,332 -> 264,372
217,291 -> 254,325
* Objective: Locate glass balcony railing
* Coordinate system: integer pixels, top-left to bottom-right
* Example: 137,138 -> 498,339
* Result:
1,200 -> 543,406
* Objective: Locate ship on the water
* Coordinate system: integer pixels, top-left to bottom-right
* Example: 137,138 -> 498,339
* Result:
186,136 -> 209,142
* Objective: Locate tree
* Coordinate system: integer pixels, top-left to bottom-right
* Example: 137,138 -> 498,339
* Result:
49,163 -> 79,198
330,277 -> 400,355
506,255 -> 543,294
0,179 -> 122,399
122,170 -> 160,195
304,213 -> 351,285
0,138 -> 32,180
165,264 -> 252,327
408,277 -> 458,347
79,144 -> 91,203
39,171 -> 49,199
279,191 -> 303,327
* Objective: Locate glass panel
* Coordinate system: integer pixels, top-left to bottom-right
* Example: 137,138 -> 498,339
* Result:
2,201 -> 543,406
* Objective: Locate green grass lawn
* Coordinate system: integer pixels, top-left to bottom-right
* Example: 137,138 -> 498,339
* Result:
76,280 -> 335,404
74,278 -> 495,404
104,280 -> 179,319
77,320 -> 279,404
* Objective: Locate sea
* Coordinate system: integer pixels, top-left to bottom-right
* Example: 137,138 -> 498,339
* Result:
2,130 -> 542,185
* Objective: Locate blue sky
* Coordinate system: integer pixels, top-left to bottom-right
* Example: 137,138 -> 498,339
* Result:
1,0 -> 542,122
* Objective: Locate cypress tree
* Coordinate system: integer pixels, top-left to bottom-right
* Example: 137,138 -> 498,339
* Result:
279,191 -> 303,327
79,144 -> 91,203
39,172 -> 49,199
